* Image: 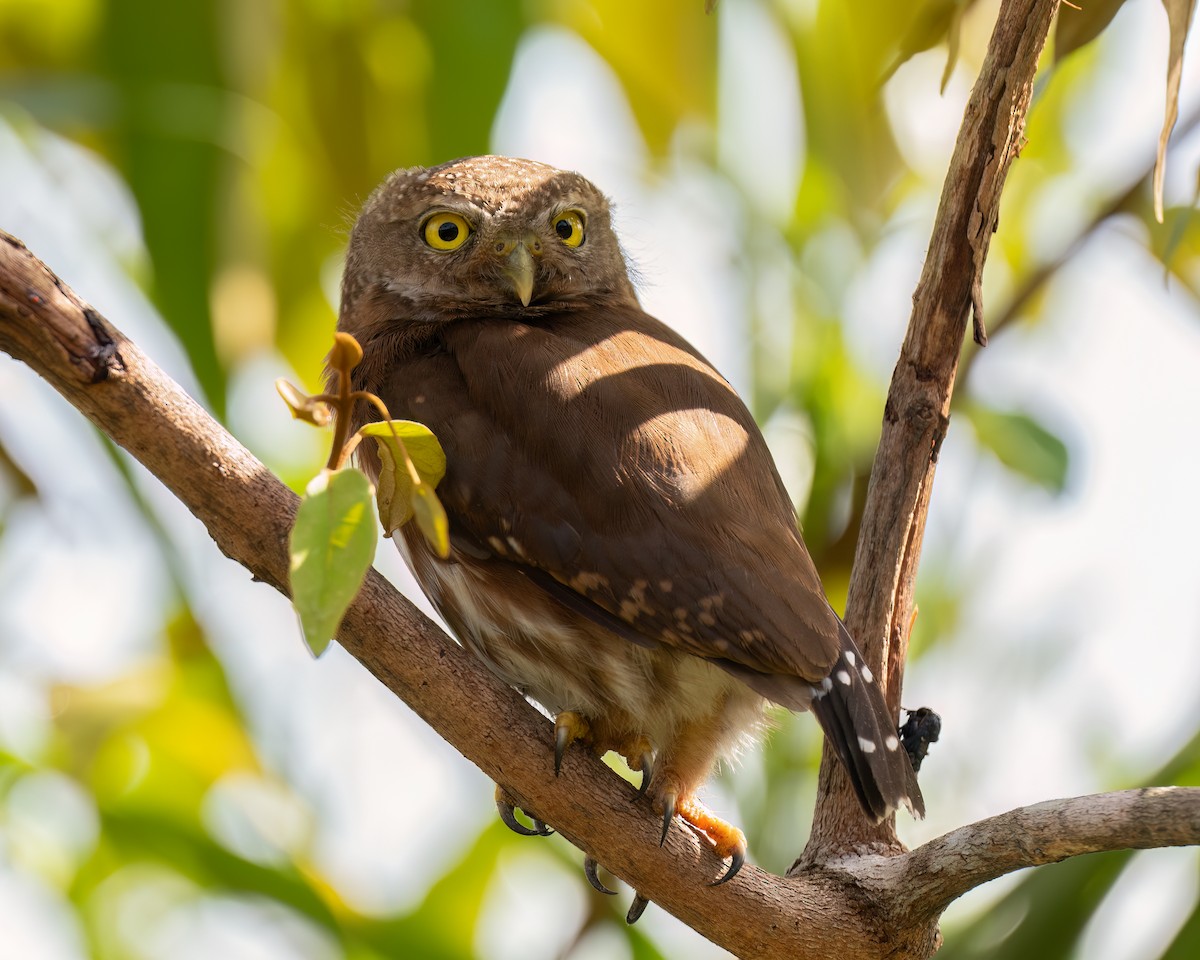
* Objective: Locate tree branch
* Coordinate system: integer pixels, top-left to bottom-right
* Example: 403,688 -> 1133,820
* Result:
4,3 -> 1198,957
0,227 -> 922,957
804,0 -> 1062,859
884,787 -> 1200,922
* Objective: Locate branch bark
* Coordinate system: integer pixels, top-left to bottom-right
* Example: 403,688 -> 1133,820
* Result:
887,787 -> 1200,922
0,227 -> 925,958
3,2 -> 1199,957
804,0 -> 1063,860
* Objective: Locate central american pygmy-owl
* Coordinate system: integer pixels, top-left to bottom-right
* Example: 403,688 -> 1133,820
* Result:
335,155 -> 923,885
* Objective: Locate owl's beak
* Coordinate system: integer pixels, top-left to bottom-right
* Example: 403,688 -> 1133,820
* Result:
496,236 -> 540,307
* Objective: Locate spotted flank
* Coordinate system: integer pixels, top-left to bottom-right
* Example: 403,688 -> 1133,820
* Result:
808,618 -> 925,822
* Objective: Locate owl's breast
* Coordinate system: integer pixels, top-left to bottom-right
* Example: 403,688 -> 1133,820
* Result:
395,524 -> 763,753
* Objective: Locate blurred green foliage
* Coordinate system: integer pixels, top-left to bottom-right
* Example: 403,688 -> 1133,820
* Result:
2,0 -> 1199,957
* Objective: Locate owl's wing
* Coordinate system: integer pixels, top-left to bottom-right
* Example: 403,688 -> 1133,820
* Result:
376,305 -> 843,687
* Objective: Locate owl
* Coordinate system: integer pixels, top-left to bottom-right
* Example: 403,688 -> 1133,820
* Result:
335,156 -> 923,886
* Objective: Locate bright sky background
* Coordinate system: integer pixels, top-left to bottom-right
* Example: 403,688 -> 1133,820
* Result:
2,2 -> 1200,958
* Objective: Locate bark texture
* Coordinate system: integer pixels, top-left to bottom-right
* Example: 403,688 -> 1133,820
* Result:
803,0 -> 1063,862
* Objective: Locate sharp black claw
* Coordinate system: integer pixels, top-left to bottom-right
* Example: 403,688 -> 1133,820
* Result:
533,818 -> 555,837
584,856 -> 618,895
495,794 -> 544,838
637,751 -> 653,797
659,793 -> 676,847
710,846 -> 746,886
554,723 -> 569,777
626,893 -> 650,924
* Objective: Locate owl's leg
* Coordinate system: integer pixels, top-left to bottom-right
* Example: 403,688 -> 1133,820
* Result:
671,796 -> 746,885
650,716 -> 748,885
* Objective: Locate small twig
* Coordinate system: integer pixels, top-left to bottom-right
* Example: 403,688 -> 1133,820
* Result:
958,101 -> 1200,387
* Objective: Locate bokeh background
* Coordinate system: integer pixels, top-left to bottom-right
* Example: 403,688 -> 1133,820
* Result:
2,1 -> 1200,957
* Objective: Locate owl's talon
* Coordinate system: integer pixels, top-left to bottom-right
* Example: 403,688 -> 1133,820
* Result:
626,893 -> 650,924
583,856 -> 618,895
554,711 -> 591,776
659,790 -> 677,846
637,751 -> 654,797
495,786 -> 551,837
496,800 -> 540,837
711,845 -> 746,886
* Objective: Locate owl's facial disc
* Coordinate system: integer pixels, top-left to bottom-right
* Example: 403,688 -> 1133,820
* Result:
342,157 -> 638,326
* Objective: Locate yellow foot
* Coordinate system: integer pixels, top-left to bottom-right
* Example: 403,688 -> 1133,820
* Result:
494,784 -> 553,838
554,711 -> 591,776
616,734 -> 655,796
657,787 -> 747,886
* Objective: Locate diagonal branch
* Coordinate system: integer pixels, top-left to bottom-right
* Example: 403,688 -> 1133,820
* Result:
0,228 -> 922,959
805,0 -> 1063,858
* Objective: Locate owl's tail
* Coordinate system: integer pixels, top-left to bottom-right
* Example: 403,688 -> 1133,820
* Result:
808,618 -> 925,822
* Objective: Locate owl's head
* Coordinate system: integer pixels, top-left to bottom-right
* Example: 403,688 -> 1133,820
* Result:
340,156 -> 637,336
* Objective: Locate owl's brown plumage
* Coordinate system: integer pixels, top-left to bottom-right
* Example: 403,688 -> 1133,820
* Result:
337,156 -> 923,882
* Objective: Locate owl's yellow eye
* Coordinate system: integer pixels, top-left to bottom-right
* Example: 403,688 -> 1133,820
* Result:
552,209 -> 585,248
423,212 -> 472,251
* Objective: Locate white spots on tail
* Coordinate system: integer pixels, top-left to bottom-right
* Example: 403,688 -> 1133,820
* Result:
885,735 -> 900,752
810,676 -> 834,700
836,669 -> 852,686
844,648 -> 874,683
857,736 -> 877,754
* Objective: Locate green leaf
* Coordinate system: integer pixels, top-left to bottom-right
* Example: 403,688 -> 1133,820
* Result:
1164,902 -> 1200,960
412,483 -> 450,559
966,406 -> 1069,494
936,853 -> 1131,959
1054,0 -> 1129,63
553,0 -> 716,154
359,421 -> 447,540
99,0 -> 228,417
881,0 -> 976,89
412,0 -> 526,162
289,468 -> 377,657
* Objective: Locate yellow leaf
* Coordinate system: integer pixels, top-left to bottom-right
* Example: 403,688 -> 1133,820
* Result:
1156,0 -> 1198,222
275,378 -> 330,426
373,436 -> 412,535
358,420 -> 448,539
552,0 -> 716,153
412,483 -> 450,559
328,331 -> 363,372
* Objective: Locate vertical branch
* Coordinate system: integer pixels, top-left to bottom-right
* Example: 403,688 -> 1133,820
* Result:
800,0 -> 1062,862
